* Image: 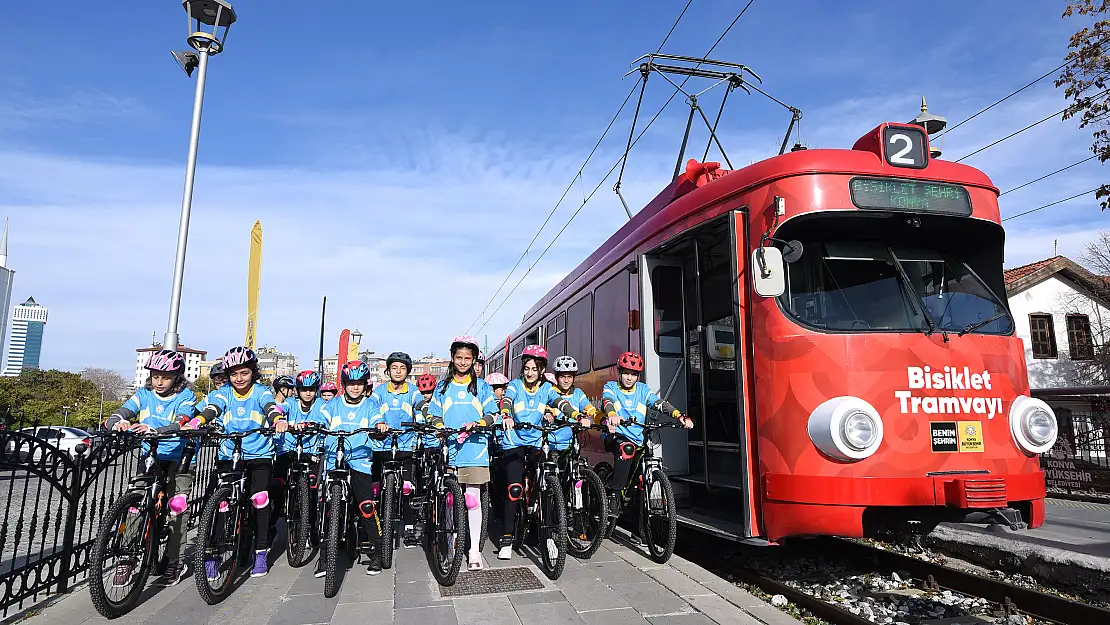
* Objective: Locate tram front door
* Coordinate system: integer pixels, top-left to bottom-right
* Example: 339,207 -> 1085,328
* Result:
639,212 -> 754,536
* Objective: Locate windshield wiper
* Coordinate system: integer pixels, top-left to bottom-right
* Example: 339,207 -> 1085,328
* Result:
888,248 -> 938,336
959,312 -> 1007,337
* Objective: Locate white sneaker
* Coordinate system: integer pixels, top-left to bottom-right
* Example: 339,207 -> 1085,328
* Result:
497,545 -> 513,560
545,538 -> 559,562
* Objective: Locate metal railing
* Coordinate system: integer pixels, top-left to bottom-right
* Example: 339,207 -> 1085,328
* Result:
1039,402 -> 1110,498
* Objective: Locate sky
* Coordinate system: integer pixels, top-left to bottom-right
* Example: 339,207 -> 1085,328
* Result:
0,0 -> 1107,375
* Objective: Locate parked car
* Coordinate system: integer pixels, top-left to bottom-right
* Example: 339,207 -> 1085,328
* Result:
5,426 -> 93,460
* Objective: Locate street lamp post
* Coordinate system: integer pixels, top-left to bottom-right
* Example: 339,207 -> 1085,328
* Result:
163,0 -> 237,351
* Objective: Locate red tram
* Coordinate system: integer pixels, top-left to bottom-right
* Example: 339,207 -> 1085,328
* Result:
488,121 -> 1056,541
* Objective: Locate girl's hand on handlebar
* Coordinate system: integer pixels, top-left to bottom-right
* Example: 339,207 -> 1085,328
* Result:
114,420 -> 131,432
578,417 -> 592,428
375,423 -> 389,433
680,415 -> 694,429
274,421 -> 289,434
462,422 -> 476,431
543,411 -> 556,424
130,423 -> 152,434
501,417 -> 514,431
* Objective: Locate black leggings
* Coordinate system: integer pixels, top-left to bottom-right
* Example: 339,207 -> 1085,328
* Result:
497,447 -> 538,539
270,453 -> 295,529
350,469 -> 381,546
216,458 -> 273,550
604,435 -> 641,491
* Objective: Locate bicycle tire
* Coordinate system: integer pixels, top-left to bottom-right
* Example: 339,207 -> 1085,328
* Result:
193,486 -> 239,605
286,472 -> 313,567
592,462 -> 617,539
89,491 -> 151,618
566,467 -> 608,559
641,468 -> 676,564
379,473 -> 397,569
479,486 -> 490,555
537,474 -> 568,579
427,475 -> 466,586
324,482 -> 344,598
154,526 -> 171,577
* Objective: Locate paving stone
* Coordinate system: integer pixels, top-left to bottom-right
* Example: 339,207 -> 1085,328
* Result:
266,592 -> 339,625
335,565 -> 395,604
330,600 -> 392,625
645,614 -> 716,625
611,582 -> 691,618
579,560 -> 652,585
684,594 -> 764,625
512,600 -> 586,625
642,567 -> 712,598
578,607 -> 650,625
555,578 -> 632,612
394,604 -> 459,625
452,595 -> 522,625
394,579 -> 452,609
507,590 -> 566,606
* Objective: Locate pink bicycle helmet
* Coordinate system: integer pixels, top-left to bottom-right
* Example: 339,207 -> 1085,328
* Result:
485,372 -> 509,387
522,344 -> 548,362
222,346 -> 257,370
146,349 -> 186,375
451,335 -> 480,354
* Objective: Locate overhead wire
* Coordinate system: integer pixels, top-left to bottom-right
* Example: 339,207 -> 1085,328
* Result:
998,155 -> 1097,196
474,1 -> 759,336
464,0 -> 696,335
953,90 -> 1108,163
1001,188 -> 1099,222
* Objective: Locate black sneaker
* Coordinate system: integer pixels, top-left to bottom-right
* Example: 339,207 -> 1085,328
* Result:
155,558 -> 189,587
366,557 -> 382,576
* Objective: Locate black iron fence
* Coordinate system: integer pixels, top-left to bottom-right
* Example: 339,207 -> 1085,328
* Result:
0,426 -> 220,618
1039,396 -> 1110,498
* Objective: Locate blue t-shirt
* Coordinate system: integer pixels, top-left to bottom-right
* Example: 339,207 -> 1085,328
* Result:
369,382 -> 423,452
499,379 -> 564,449
120,387 -> 197,460
428,376 -> 498,468
204,383 -> 280,461
320,395 -> 379,473
549,387 -> 594,451
602,381 -> 661,445
277,396 -> 329,455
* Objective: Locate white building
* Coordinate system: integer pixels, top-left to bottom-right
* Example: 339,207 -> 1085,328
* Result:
0,218 -> 14,374
1004,256 -> 1110,389
2,296 -> 47,376
135,344 -> 208,387
313,355 -> 339,382
256,345 -> 298,379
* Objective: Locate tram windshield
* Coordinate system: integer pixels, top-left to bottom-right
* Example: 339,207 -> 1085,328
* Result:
777,213 -> 1013,336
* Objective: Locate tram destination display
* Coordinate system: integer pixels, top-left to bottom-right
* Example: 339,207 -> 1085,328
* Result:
850,177 -> 972,216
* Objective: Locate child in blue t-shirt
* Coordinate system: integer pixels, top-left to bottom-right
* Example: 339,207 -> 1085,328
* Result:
427,336 -> 499,571
104,349 -> 198,588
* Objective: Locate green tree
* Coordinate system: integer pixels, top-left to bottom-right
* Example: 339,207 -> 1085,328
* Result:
193,375 -> 213,397
0,369 -> 106,428
1058,1 -> 1110,209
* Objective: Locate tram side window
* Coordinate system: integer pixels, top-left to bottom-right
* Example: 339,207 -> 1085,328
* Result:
652,266 -> 684,357
594,271 -> 631,368
566,294 -> 592,372
511,340 -> 524,371
547,312 -> 566,358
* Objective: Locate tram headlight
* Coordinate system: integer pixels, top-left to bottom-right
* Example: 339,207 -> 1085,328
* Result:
1009,396 -> 1058,455
807,397 -> 884,462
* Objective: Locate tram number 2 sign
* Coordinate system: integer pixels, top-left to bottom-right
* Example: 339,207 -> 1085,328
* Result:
882,125 -> 928,169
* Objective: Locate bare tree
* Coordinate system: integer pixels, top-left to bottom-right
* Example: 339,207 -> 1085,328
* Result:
80,368 -> 132,401
1051,235 -> 1110,384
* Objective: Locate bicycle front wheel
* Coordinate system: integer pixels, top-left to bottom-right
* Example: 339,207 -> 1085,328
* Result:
379,473 -> 397,569
641,468 -> 676,564
193,486 -> 241,605
286,472 -> 313,567
324,482 -> 344,598
426,475 -> 466,586
538,474 -> 567,580
566,467 -> 607,559
89,491 -> 152,618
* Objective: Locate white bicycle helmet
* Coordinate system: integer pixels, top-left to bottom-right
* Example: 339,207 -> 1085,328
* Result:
552,355 -> 578,373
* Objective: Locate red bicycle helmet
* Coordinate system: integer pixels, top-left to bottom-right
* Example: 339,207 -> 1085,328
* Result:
617,351 -> 644,373
319,382 -> 339,394
417,373 -> 437,392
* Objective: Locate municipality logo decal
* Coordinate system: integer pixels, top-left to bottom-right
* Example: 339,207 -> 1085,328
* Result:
393,399 -> 399,406
155,405 -> 164,414
458,391 -> 465,399
237,407 -> 245,416
965,424 -> 977,437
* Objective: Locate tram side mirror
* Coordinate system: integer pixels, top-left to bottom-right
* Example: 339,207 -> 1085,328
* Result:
752,247 -> 785,297
783,240 -> 804,263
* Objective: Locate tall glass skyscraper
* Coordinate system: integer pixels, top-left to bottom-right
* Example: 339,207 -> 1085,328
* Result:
0,218 -> 13,371
3,297 -> 47,376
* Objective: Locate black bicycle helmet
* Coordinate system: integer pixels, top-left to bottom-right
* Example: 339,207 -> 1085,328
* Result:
385,351 -> 413,372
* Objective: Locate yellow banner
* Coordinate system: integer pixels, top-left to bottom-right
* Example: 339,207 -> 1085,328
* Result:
245,220 -> 262,349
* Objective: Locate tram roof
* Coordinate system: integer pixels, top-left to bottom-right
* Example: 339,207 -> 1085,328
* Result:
517,144 -> 998,331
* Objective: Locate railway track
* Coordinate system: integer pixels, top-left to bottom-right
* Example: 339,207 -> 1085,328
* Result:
677,531 -> 1110,625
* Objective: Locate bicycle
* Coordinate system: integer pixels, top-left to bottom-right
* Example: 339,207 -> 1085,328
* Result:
318,427 -> 376,598
559,422 -> 609,559
403,421 -> 483,586
192,427 -> 276,605
373,426 -> 418,570
506,421 -> 570,580
283,425 -> 324,568
89,430 -> 203,618
594,420 -> 684,564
